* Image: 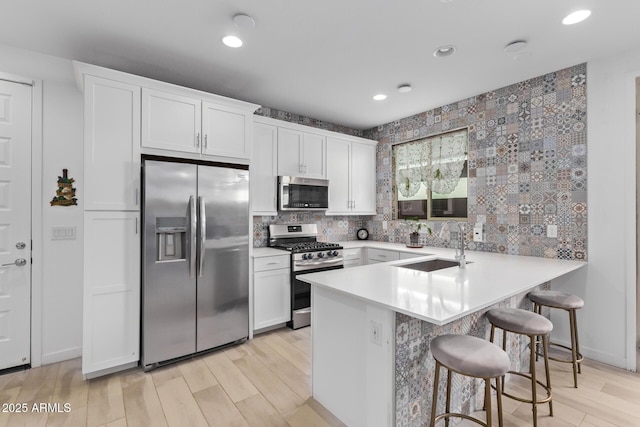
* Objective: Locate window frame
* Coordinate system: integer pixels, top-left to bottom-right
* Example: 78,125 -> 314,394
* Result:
392,127 -> 469,221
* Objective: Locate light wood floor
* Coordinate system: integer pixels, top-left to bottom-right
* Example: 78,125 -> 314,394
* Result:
1,327 -> 639,427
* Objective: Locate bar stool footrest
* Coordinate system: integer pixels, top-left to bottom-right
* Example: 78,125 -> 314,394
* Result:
434,412 -> 492,427
541,342 -> 584,365
494,371 -> 552,405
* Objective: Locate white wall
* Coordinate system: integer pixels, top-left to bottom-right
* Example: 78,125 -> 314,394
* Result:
0,44 -> 84,364
553,47 -> 640,370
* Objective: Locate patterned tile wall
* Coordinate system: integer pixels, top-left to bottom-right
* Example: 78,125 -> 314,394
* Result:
253,63 -> 587,261
363,64 -> 588,261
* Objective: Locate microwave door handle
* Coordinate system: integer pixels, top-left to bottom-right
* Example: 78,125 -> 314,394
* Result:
188,195 -> 197,278
198,196 -> 206,278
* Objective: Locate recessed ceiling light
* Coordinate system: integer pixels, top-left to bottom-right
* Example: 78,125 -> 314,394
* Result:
373,94 -> 387,101
562,10 -> 591,25
222,35 -> 243,48
504,40 -> 527,53
433,45 -> 456,58
398,84 -> 412,93
233,13 -> 256,29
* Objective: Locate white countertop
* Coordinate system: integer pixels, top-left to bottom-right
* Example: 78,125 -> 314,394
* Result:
298,242 -> 586,325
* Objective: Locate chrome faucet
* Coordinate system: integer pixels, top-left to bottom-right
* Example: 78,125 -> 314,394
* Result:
439,221 -> 467,269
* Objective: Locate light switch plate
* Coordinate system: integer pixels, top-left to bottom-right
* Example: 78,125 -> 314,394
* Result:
547,224 -> 558,238
52,226 -> 77,240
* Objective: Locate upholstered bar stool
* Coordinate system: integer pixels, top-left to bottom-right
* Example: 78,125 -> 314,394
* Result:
528,290 -> 584,388
430,334 -> 510,427
486,308 -> 553,427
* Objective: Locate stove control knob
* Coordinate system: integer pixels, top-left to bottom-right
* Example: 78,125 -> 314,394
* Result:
301,254 -> 307,260
307,253 -> 314,259
317,252 -> 325,258
331,250 -> 339,257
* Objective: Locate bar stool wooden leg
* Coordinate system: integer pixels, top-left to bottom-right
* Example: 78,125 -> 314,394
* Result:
529,336 -> 538,427
431,361 -> 441,426
485,378 -> 492,427
542,334 -> 553,416
495,377 -> 504,427
445,370 -> 452,427
570,309 -> 579,387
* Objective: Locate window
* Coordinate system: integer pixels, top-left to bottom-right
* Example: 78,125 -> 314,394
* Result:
393,128 -> 468,220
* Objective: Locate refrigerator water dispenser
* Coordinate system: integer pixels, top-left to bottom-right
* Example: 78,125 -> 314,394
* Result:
156,217 -> 187,261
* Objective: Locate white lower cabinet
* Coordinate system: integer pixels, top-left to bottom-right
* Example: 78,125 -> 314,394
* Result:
82,211 -> 140,377
253,255 -> 291,331
366,248 -> 400,264
343,248 -> 362,268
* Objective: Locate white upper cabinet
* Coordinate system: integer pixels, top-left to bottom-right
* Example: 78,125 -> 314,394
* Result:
141,88 -> 257,161
326,136 -> 377,215
277,128 -> 326,179
202,102 -> 249,158
84,75 -> 141,211
141,88 -> 201,154
251,121 -> 278,215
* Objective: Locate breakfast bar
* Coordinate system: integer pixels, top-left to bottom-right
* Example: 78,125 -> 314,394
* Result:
300,246 -> 586,427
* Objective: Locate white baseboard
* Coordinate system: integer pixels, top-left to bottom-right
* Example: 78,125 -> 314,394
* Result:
40,347 -> 82,365
552,338 -> 630,371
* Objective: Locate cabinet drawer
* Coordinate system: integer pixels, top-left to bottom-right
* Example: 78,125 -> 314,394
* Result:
367,248 -> 399,263
254,255 -> 290,272
400,252 -> 422,260
343,248 -> 362,261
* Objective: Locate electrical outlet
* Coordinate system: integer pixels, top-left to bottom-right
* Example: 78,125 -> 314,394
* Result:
547,224 -> 558,238
370,320 -> 382,346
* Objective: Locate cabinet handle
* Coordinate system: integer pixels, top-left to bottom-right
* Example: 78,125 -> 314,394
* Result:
135,188 -> 139,206
196,133 -> 200,147
266,262 -> 280,265
204,134 -> 208,149
135,218 -> 138,234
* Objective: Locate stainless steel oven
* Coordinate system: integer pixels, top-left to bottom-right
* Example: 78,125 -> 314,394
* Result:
268,224 -> 344,329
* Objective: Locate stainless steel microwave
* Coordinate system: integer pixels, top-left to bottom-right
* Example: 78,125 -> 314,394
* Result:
278,176 -> 329,211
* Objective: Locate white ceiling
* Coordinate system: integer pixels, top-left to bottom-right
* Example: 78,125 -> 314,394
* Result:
2,0 -> 640,130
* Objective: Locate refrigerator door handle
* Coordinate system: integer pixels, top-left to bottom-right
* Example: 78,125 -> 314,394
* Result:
198,196 -> 206,278
188,195 -> 197,278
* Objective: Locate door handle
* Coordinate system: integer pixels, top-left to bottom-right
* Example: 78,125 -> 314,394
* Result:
198,196 -> 206,278
188,196 -> 197,278
2,258 -> 27,267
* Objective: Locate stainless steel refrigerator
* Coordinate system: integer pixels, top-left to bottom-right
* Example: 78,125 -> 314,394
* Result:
141,157 -> 249,369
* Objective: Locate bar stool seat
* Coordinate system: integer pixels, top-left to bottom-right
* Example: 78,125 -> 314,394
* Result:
430,334 -> 510,427
486,308 -> 553,427
528,290 -> 584,310
528,290 -> 584,388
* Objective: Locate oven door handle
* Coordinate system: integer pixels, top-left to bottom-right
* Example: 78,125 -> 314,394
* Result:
294,257 -> 344,267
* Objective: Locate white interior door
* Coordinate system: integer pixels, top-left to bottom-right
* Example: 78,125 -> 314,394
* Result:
0,79 -> 32,370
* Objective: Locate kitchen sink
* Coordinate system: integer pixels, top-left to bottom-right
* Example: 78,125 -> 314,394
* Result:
395,258 -> 469,272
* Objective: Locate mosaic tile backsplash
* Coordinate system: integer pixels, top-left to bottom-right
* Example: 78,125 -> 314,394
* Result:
254,63 -> 587,261
363,63 -> 587,261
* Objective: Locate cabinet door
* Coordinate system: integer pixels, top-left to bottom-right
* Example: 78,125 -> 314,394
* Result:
202,102 -> 249,159
83,211 -> 140,375
351,141 -> 377,214
252,123 -> 278,215
84,76 -> 141,211
302,132 -> 326,179
141,88 -> 201,153
254,268 -> 291,330
326,137 -> 351,214
277,128 -> 303,176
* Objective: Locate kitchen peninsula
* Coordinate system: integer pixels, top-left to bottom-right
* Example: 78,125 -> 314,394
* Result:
299,244 -> 586,427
